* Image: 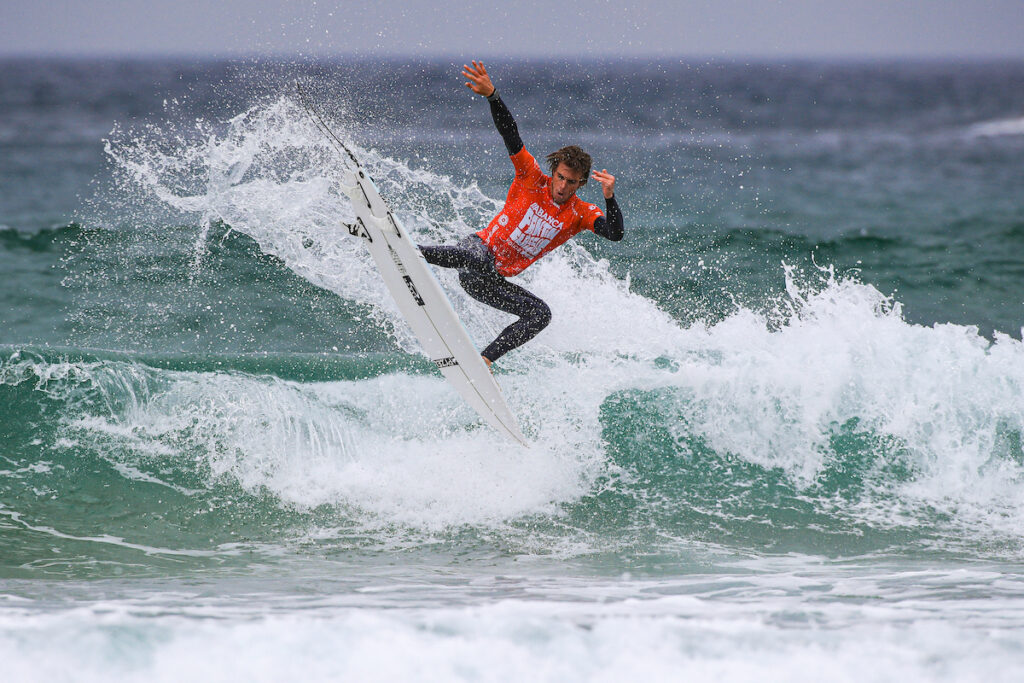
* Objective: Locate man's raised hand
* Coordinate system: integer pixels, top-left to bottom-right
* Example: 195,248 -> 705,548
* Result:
462,61 -> 496,97
592,169 -> 616,199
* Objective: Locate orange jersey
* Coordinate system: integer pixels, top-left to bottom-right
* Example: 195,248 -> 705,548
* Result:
476,148 -> 604,276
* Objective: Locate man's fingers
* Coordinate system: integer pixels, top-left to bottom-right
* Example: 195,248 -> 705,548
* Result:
591,170 -> 616,197
462,61 -> 491,87
461,61 -> 492,95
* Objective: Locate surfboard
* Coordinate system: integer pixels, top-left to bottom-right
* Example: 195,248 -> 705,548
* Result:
294,82 -> 527,445
340,167 -> 529,446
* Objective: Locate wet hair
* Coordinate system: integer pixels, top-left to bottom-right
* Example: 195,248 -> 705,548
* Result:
545,146 -> 591,185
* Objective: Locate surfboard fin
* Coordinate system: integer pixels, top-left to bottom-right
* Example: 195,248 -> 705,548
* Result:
344,218 -> 373,242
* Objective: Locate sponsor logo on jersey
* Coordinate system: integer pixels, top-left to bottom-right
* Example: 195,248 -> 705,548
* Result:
507,202 -> 564,258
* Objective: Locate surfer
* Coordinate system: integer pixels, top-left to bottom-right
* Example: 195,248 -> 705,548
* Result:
419,61 -> 624,368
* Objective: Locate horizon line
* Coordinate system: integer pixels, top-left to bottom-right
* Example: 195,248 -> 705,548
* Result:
3,49 -> 1024,63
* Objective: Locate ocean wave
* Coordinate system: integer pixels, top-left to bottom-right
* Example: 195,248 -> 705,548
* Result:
7,93 -> 1016,570
0,223 -> 87,253
3,584 -> 1021,683
966,116 -> 1024,138
3,255 -> 1024,565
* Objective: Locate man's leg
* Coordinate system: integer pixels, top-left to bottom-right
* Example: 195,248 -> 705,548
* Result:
419,235 -> 493,271
458,271 -> 552,362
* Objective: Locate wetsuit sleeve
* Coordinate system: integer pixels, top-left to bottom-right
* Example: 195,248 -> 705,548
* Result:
487,93 -> 524,156
592,195 -> 624,242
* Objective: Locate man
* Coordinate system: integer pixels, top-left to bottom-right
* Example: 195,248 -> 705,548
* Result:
420,61 -> 624,368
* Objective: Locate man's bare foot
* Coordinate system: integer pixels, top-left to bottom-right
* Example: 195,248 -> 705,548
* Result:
482,356 -> 493,373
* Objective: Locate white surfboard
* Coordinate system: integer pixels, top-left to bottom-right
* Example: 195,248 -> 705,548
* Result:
341,167 -> 529,446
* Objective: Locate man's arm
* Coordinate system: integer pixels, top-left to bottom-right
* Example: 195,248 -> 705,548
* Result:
462,61 -> 524,156
593,196 -> 624,241
487,93 -> 524,156
591,169 -> 623,241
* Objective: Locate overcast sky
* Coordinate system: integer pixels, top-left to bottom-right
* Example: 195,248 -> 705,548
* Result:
2,0 -> 1022,59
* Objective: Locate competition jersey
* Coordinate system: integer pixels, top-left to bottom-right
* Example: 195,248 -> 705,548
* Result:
476,148 -> 604,277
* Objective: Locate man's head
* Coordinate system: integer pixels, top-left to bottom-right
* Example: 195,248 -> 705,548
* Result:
546,146 -> 591,205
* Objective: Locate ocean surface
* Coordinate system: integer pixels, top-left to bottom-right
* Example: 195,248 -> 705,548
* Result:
2,57 -> 1024,680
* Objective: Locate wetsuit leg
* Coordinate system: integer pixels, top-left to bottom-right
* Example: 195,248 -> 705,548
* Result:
419,235 -> 551,361
458,271 -> 551,362
419,236 -> 493,271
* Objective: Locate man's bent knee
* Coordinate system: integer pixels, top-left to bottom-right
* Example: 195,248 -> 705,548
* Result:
531,301 -> 552,331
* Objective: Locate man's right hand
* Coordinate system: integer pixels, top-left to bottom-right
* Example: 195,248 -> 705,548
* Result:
462,61 -> 496,97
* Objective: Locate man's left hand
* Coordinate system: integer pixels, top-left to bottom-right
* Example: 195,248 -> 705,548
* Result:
591,169 -> 616,199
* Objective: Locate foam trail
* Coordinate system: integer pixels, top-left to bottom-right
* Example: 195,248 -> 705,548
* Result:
0,508 -> 223,557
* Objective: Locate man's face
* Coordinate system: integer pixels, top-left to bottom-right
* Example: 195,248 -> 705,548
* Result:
550,163 -> 585,205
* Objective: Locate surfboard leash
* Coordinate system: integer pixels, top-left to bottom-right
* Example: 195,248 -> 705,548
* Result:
294,80 -> 363,170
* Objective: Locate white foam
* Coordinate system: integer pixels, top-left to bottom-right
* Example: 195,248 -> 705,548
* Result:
966,116 -> 1024,138
2,578 -> 1023,683
59,366 -> 600,530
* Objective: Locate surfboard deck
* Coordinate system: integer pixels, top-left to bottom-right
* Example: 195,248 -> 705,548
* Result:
341,168 -> 529,446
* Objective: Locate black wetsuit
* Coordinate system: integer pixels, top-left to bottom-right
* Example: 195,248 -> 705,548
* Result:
419,91 -> 624,362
